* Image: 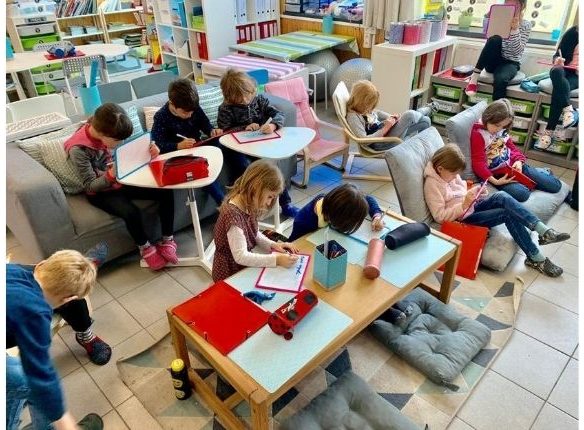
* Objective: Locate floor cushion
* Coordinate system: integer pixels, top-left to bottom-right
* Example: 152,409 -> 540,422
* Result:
538,77 -> 579,98
478,70 -> 526,85
369,288 -> 491,386
280,371 -> 421,430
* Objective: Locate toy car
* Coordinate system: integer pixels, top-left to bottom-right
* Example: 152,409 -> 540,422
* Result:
268,290 -> 318,340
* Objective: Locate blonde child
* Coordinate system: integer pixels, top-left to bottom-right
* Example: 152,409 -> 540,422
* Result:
424,144 -> 569,277
470,99 -> 562,202
212,160 -> 299,281
345,80 -> 431,150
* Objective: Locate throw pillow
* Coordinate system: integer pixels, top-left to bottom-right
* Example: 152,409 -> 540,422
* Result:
197,85 -> 224,128
17,123 -> 81,165
124,105 -> 145,140
142,106 -> 160,132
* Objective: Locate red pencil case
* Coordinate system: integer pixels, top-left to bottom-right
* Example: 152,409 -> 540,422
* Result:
149,155 -> 209,186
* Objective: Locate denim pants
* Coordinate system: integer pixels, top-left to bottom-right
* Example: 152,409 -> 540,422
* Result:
498,164 -> 562,202
6,355 -> 54,430
463,191 -> 540,258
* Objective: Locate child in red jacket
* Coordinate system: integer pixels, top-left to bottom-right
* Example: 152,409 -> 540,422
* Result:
470,99 -> 562,202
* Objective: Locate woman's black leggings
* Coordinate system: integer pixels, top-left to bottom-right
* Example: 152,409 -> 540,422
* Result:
547,66 -> 579,130
475,35 -> 520,100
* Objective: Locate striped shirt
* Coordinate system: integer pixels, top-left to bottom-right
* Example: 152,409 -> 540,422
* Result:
501,20 -> 531,63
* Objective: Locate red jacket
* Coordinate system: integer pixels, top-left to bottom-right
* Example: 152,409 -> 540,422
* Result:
470,122 -> 526,181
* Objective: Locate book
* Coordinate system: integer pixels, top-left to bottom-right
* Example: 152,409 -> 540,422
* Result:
256,254 -> 310,293
491,164 -> 536,190
231,129 -> 281,144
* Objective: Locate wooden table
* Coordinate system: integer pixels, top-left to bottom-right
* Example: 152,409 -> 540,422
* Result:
167,210 -> 461,429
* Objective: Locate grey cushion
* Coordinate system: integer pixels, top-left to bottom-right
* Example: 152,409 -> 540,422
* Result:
280,371 -> 421,430
384,127 -> 445,225
478,70 -> 526,85
538,77 -> 579,97
370,288 -> 491,385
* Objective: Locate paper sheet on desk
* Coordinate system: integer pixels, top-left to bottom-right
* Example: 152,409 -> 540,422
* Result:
349,221 -> 389,245
256,254 -> 310,293
114,134 -> 151,179
231,130 -> 280,144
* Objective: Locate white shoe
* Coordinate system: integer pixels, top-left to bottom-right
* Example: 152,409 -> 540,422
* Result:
561,106 -> 579,128
535,131 -> 552,149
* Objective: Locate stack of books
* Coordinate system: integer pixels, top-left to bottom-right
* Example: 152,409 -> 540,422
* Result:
124,33 -> 142,47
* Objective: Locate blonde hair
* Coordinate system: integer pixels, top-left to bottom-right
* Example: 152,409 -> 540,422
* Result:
35,250 -> 96,299
431,144 -> 466,173
346,80 -> 379,114
482,99 -> 514,127
224,160 -> 284,217
220,68 -> 257,104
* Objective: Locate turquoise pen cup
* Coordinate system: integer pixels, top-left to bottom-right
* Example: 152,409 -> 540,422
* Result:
322,15 -> 334,34
79,85 -> 102,116
313,240 -> 347,290
6,37 -> 14,60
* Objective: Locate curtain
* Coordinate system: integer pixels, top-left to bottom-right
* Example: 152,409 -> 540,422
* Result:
364,0 -> 416,30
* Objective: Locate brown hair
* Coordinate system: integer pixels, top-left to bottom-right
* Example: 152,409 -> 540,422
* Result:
220,68 -> 257,104
168,78 -> 199,111
482,99 -> 514,127
346,80 -> 379,114
224,160 -> 284,217
431,144 -> 466,173
91,103 -> 133,140
35,250 -> 96,300
322,184 -> 369,234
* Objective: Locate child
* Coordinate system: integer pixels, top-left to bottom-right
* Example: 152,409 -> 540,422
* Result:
7,250 -> 104,430
288,183 -> 385,242
424,144 -> 569,277
212,160 -> 299,281
217,68 -> 298,218
150,78 -> 225,205
465,0 -> 531,100
65,103 -> 175,270
537,25 -> 579,149
471,99 -> 562,202
346,80 -> 432,149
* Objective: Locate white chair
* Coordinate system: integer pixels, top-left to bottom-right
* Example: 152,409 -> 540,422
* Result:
7,93 -> 67,121
332,81 -> 401,182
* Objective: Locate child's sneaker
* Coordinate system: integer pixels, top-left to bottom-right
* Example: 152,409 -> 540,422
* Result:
538,228 -> 570,245
281,203 -> 299,219
76,336 -> 112,365
141,244 -> 166,270
416,101 -> 439,117
535,130 -> 553,149
525,257 -> 563,277
562,105 -> 579,128
157,239 -> 179,265
465,82 -> 478,96
84,242 -> 108,268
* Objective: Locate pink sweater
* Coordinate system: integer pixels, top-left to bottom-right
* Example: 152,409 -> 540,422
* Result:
423,162 -> 473,223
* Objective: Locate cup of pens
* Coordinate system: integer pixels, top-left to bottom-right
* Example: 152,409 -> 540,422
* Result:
313,239 -> 348,291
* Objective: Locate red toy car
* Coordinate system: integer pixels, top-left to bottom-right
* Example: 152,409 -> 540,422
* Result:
268,290 -> 318,340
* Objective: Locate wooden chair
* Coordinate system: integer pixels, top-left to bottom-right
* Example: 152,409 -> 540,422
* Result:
332,81 -> 401,182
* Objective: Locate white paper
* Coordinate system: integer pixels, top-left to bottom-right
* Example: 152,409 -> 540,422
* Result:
349,220 -> 389,245
114,134 -> 151,179
257,254 -> 309,292
232,130 -> 280,143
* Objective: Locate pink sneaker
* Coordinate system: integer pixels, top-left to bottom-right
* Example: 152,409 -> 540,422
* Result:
141,245 -> 166,270
465,82 -> 478,96
157,239 -> 179,265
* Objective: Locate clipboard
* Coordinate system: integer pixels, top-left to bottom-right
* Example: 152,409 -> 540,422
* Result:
231,129 -> 281,144
491,164 -> 536,190
172,281 -> 270,355
114,133 -> 152,180
536,60 -> 579,71
256,253 -> 310,293
486,4 -> 516,39
460,181 -> 488,220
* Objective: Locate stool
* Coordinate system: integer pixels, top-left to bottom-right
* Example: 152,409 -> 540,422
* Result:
306,63 -> 327,112
538,77 -> 579,98
478,69 -> 526,85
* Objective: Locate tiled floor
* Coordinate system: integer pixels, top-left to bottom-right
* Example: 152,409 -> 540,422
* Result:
7,100 -> 579,429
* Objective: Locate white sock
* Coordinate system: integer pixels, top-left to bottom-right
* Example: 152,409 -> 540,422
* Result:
469,70 -> 480,85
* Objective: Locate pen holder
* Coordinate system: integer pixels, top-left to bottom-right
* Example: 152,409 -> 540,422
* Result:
322,15 -> 334,34
313,240 -> 347,290
78,85 -> 102,116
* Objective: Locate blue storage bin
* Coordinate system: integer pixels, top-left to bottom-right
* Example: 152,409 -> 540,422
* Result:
313,240 -> 347,290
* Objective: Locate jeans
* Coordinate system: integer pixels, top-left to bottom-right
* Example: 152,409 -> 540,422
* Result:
497,164 -> 562,202
464,191 -> 540,258
6,355 -> 54,430
387,110 -> 431,140
474,35 -> 520,100
547,66 -> 579,130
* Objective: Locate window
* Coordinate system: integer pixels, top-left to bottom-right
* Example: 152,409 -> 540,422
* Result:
282,0 -> 365,24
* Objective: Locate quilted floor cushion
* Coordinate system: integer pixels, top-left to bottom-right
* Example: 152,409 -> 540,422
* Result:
280,371 -> 420,430
478,70 -> 526,85
538,77 -> 579,97
369,289 -> 491,387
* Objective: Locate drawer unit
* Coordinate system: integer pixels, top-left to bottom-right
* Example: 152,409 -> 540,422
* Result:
432,84 -> 461,100
431,112 -> 455,125
31,69 -> 64,82
431,97 -> 462,114
508,98 -> 535,115
17,23 -> 56,37
467,92 -> 492,104
512,115 -> 531,130
21,34 -> 59,50
509,129 -> 527,145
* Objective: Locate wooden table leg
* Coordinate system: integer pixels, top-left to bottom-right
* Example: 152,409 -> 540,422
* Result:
250,397 -> 270,430
167,309 -> 191,368
439,241 -> 461,304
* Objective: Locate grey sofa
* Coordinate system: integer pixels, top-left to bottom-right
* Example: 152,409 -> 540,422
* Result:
6,92 -> 297,263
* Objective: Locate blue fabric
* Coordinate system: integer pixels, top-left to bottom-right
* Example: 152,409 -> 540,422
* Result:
497,164 -> 562,202
463,191 -> 540,258
6,264 -> 65,424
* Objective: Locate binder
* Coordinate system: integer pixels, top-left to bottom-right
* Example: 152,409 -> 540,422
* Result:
196,32 -> 208,60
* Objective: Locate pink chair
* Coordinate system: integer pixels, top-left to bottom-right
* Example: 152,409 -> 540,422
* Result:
265,77 -> 349,188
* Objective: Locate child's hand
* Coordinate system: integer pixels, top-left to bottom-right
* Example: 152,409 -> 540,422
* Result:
463,187 -> 479,209
554,56 -> 566,66
383,117 -> 397,131
510,16 -> 520,30
246,123 -> 260,131
260,123 -> 276,134
149,143 -> 160,158
371,215 -> 385,231
273,242 -> 299,254
276,253 -> 299,268
210,128 -> 223,137
512,160 -> 523,171
177,138 -> 196,149
107,163 -> 117,181
492,174 -> 516,186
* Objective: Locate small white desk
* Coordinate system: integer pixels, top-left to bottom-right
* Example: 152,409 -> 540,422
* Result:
219,127 -> 315,232
117,146 -> 224,274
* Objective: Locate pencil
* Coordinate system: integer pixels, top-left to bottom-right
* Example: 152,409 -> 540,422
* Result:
176,133 -> 187,140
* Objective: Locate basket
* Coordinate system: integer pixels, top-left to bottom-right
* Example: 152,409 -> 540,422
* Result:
432,112 -> 455,125
467,92 -> 492,104
509,130 -> 527,145
508,98 -> 535,115
541,104 -> 551,119
431,97 -> 462,114
433,84 -> 461,100
512,116 -> 531,130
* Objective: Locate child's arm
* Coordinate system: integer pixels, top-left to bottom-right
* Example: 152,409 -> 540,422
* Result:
217,105 -> 236,131
346,112 -> 369,138
506,136 -> 526,168
69,147 -> 117,192
366,195 -> 385,231
502,20 -> 531,61
423,178 -> 466,223
470,129 -> 495,182
257,96 -> 285,129
150,110 -> 180,153
227,225 -> 277,267
194,106 -> 214,137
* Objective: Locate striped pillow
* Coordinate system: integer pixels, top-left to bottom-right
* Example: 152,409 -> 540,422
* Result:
124,105 -> 145,140
197,85 -> 224,128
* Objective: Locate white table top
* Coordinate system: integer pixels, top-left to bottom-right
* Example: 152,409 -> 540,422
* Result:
6,44 -> 130,73
219,127 -> 315,160
117,146 -> 224,190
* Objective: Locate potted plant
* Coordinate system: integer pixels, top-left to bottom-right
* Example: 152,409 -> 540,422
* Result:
458,10 -> 473,29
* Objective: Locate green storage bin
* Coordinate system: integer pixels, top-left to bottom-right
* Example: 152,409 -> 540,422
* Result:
35,82 -> 57,95
31,63 -> 63,74
509,130 -> 527,145
432,112 -> 455,125
544,141 -> 571,155
467,92 -> 492,104
433,84 -> 461,100
508,98 -> 535,115
21,34 -> 59,51
541,104 -> 551,119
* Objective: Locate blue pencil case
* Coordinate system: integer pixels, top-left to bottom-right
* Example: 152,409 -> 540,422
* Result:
313,240 -> 347,291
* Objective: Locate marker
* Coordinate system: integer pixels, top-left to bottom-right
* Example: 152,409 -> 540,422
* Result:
558,48 -> 563,59
176,133 -> 188,140
262,117 -> 273,128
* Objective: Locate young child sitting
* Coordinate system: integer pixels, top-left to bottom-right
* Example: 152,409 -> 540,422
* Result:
471,99 -> 562,202
212,160 -> 299,281
150,78 -> 225,205
345,80 -> 432,150
288,183 -> 385,242
7,250 -> 104,430
424,144 -> 569,277
217,68 -> 298,218
65,103 -> 176,270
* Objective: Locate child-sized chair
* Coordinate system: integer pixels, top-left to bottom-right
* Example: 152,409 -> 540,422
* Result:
264,77 -> 349,188
332,81 -> 401,182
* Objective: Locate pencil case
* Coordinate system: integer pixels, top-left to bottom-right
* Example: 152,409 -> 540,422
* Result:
384,222 -> 430,250
313,240 -> 347,290
363,238 -> 385,279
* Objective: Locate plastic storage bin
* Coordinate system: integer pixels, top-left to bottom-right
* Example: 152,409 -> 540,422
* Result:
509,130 -> 527,145
431,97 -> 462,113
512,115 -> 531,130
431,112 -> 455,125
35,82 -> 57,95
536,120 -> 577,140
508,98 -> 535,115
21,34 -> 59,51
17,23 -> 55,37
467,92 -> 492,104
31,63 -> 63,74
313,240 -> 347,290
32,69 -> 64,82
433,84 -> 461,100
543,142 -> 571,155
541,104 -> 551,119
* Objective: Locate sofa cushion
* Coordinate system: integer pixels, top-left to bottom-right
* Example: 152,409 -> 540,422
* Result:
142,106 -> 159,132
538,77 -> 579,97
17,123 -> 82,165
280,371 -> 420,430
124,105 -> 145,140
370,288 -> 491,385
198,85 -> 224,128
478,70 -> 525,85
385,127 -> 444,225
445,101 -> 488,181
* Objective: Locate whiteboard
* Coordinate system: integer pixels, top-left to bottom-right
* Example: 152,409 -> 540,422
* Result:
486,4 -> 516,39
114,133 -> 152,180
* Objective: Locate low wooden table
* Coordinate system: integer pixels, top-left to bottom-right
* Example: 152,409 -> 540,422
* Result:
167,211 -> 461,429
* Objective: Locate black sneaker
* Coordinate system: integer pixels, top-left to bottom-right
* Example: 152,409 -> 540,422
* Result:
538,229 -> 571,246
76,336 -> 112,365
78,413 -> 104,430
525,257 -> 563,277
